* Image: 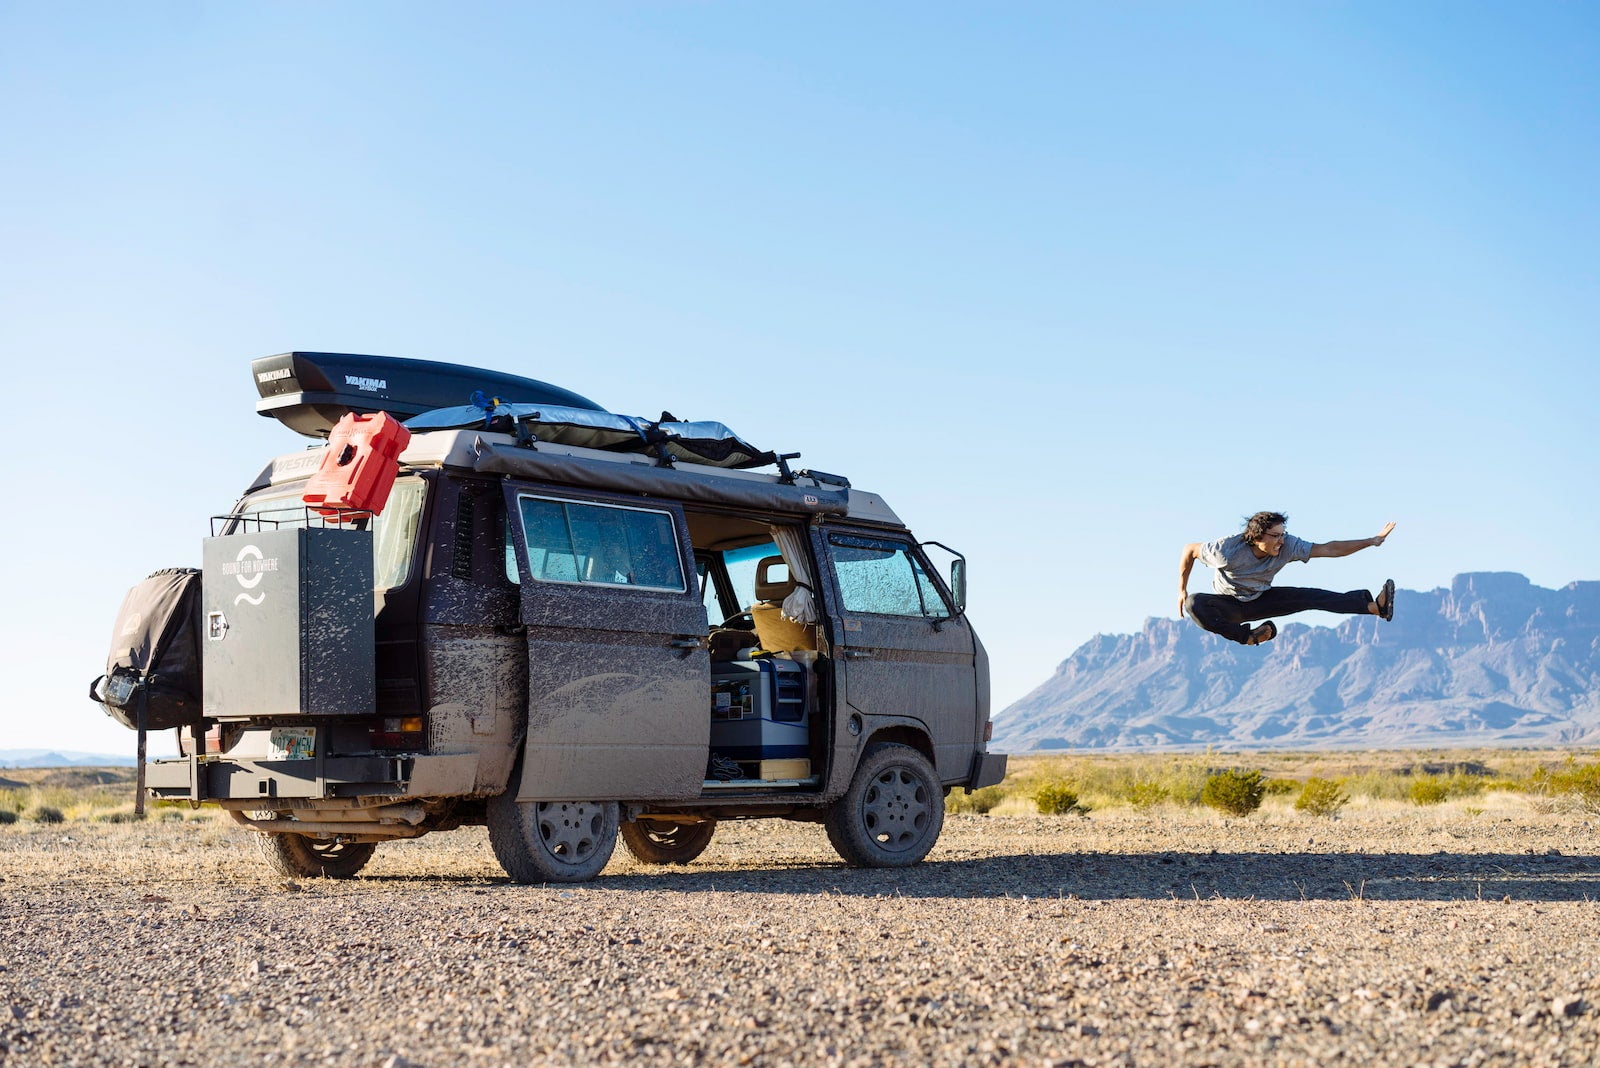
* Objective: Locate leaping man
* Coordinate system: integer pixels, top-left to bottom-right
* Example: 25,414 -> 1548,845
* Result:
1179,512 -> 1397,646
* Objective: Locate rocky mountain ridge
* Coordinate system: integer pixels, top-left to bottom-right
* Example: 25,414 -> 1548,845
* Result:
992,572 -> 1600,751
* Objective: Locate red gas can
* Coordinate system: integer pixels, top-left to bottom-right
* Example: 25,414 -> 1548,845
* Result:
302,411 -> 412,520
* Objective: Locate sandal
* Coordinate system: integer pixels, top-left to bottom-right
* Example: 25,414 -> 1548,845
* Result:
1246,621 -> 1277,646
1377,578 -> 1395,622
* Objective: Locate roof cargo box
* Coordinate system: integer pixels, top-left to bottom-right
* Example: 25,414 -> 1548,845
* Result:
253,351 -> 604,437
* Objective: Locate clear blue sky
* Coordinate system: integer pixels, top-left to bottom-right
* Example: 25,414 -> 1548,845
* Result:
2,3 -> 1595,755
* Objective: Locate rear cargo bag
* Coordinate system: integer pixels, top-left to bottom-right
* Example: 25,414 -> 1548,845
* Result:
90,567 -> 204,731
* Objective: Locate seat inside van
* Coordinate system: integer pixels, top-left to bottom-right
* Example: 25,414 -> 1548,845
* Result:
689,515 -> 818,662
747,556 -> 816,654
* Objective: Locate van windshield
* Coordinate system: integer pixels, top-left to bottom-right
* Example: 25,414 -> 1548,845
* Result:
231,478 -> 426,590
724,540 -> 779,610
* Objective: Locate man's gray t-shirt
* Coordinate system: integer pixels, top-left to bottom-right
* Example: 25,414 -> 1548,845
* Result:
1198,533 -> 1314,601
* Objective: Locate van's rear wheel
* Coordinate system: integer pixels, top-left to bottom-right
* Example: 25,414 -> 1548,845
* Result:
620,819 -> 716,864
256,833 -> 376,879
825,743 -> 944,868
488,782 -> 619,884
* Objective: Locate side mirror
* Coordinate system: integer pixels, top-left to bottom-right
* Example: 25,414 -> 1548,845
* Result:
919,540 -> 967,614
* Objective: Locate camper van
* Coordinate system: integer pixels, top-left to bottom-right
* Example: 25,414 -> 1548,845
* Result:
95,352 -> 1005,882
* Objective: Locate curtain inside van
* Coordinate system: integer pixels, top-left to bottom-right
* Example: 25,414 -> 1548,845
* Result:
770,525 -> 819,624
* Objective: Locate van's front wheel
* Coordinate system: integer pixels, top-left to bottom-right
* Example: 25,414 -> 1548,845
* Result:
825,743 -> 944,868
488,784 -> 619,883
620,819 -> 716,864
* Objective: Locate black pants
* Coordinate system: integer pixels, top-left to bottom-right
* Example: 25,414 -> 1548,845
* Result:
1185,586 -> 1373,645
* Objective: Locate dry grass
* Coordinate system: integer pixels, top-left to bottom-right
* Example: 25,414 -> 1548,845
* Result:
948,747 -> 1600,818
0,766 -> 217,825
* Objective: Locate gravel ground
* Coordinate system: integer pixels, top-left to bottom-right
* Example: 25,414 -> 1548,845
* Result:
6,800 -> 1600,1067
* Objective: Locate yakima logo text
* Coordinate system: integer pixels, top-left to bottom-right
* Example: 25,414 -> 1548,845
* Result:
346,375 -> 387,392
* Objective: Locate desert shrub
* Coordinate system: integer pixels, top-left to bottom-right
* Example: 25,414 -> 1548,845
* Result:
1164,757 -> 1213,807
1263,777 -> 1297,796
1201,770 -> 1266,817
1294,777 -> 1349,818
31,786 -> 78,810
1340,770 -> 1412,802
1409,776 -> 1449,806
1127,781 -> 1170,810
1033,780 -> 1081,816
1545,760 -> 1600,813
0,809 -> 17,826
1440,772 -> 1487,798
946,785 -> 1006,815
98,810 -> 146,824
29,805 -> 65,824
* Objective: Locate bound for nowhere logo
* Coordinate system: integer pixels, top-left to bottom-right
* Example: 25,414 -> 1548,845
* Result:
220,545 -> 278,605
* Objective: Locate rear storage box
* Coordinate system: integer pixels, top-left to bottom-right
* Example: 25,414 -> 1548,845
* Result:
709,659 -> 809,775
202,528 -> 374,718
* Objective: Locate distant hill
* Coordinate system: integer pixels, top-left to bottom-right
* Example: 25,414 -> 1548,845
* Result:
992,572 -> 1600,752
0,749 -> 137,769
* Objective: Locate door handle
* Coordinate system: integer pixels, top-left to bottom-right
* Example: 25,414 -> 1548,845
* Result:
843,649 -> 874,660
668,637 -> 703,660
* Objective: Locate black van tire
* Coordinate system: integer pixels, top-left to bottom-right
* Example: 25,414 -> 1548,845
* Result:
488,785 -> 619,884
256,833 -> 376,879
825,743 -> 945,868
620,819 -> 716,864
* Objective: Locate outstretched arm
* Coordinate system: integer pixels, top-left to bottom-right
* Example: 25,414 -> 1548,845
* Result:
1309,521 -> 1397,559
1178,542 -> 1202,616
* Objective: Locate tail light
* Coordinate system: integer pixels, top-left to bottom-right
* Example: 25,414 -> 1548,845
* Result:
371,716 -> 425,750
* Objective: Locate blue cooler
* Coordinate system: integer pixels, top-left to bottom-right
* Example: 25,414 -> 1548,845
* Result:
709,658 -> 808,763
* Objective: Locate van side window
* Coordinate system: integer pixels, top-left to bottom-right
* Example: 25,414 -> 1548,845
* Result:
827,533 -> 950,619
514,495 -> 686,592
505,513 -> 520,585
697,557 -> 715,611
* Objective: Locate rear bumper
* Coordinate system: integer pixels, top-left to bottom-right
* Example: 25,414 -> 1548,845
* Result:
967,751 -> 1008,789
147,753 -> 477,802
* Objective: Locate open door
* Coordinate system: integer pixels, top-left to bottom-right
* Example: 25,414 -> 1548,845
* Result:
503,485 -> 710,801
819,528 -> 978,779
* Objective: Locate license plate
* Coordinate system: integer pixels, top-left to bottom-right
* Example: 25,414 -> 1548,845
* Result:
268,727 -> 316,760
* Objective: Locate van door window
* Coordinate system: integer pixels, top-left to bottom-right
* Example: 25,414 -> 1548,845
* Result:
514,495 -> 686,592
827,533 -> 951,619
